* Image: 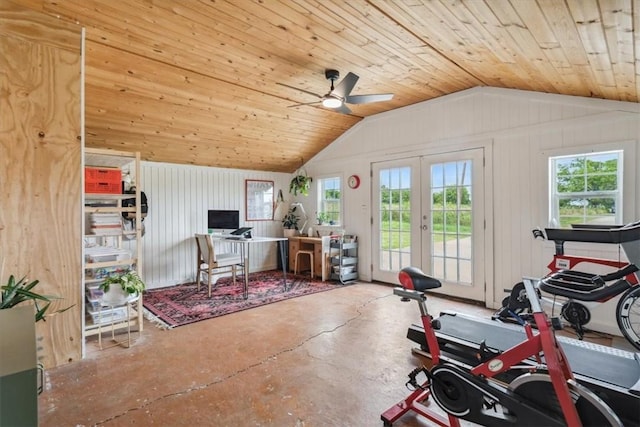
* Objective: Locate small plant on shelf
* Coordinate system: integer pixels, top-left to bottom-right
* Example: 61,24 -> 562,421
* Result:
316,212 -> 330,225
100,270 -> 146,296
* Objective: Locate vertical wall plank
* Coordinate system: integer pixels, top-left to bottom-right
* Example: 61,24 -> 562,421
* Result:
139,162 -> 289,289
309,87 -> 639,334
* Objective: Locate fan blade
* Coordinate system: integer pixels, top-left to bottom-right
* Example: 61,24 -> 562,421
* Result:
288,101 -> 321,107
276,82 -> 323,99
345,93 -> 394,104
335,104 -> 352,115
332,72 -> 359,98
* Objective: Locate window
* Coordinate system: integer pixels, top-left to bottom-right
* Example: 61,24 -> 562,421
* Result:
317,176 -> 341,225
549,150 -> 622,228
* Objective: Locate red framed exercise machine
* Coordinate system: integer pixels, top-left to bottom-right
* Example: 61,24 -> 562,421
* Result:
497,222 -> 640,350
381,267 -> 621,427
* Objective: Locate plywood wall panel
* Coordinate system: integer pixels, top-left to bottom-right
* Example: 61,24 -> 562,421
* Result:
0,1 -> 82,368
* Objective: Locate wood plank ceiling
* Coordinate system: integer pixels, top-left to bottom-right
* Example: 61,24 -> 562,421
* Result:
13,0 -> 640,172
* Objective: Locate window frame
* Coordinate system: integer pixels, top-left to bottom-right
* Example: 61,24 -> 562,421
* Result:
544,141 -> 636,229
316,175 -> 342,225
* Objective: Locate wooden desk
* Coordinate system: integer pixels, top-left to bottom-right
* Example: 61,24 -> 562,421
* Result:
288,236 -> 332,281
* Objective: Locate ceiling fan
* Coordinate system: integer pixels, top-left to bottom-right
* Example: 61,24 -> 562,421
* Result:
279,69 -> 394,114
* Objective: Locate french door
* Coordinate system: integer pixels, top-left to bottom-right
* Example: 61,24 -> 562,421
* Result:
372,149 -> 485,301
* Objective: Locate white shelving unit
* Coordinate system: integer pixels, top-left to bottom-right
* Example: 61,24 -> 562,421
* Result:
82,148 -> 143,345
330,238 -> 358,284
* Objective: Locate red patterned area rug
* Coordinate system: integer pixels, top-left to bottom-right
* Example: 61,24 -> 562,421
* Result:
143,270 -> 343,328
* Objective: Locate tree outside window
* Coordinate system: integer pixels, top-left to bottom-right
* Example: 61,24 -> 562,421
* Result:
550,151 -> 622,228
317,177 -> 341,225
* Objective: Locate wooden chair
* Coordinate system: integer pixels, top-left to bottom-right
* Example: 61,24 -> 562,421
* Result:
195,234 -> 243,297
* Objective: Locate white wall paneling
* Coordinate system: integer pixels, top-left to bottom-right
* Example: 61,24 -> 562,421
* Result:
139,162 -> 290,289
136,87 -> 638,336
305,87 -> 639,336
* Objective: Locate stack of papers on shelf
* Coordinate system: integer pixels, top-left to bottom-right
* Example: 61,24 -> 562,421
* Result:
89,212 -> 122,235
85,246 -> 130,263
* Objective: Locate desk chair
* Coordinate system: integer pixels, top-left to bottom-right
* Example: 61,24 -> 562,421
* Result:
294,249 -> 314,277
195,234 -> 243,297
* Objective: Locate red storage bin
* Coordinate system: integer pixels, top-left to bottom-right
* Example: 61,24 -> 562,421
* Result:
85,167 -> 121,194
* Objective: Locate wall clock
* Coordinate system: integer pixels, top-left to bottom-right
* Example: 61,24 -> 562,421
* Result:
348,174 -> 360,189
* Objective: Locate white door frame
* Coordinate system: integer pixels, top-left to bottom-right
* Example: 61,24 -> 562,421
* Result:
370,143 -> 494,305
421,148 -> 485,301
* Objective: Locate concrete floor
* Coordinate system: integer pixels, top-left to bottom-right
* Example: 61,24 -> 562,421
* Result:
38,282 -> 620,427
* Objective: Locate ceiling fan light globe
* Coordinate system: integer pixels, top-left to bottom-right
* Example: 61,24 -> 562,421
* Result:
322,97 -> 342,108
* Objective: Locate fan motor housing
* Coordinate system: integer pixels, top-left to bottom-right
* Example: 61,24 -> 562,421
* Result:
325,69 -> 339,81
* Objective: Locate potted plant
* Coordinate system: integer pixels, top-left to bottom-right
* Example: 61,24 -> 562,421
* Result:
1,275 -> 71,321
99,270 -> 146,306
289,170 -> 312,196
316,212 -> 330,225
1,275 -> 72,426
282,206 -> 300,237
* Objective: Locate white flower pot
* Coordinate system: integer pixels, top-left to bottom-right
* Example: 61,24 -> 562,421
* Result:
283,228 -> 298,238
101,285 -> 136,306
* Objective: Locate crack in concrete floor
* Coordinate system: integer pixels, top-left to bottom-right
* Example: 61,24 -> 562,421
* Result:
93,293 -> 392,425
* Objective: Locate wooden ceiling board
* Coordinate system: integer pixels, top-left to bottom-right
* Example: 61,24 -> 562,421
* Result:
84,130 -> 318,172
227,0 -> 478,98
84,63 -> 359,138
373,1 -> 539,90
600,0 -> 637,100
9,0 -> 639,172
84,105 -> 353,156
482,1 -> 575,94
84,107 -> 348,154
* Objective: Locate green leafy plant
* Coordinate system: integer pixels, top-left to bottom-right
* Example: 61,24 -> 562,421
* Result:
289,173 -> 312,196
100,270 -> 146,295
1,275 -> 73,322
316,212 -> 330,225
282,206 -> 300,230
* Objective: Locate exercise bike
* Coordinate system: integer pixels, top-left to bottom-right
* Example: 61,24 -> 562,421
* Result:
495,221 -> 640,350
381,266 -> 623,427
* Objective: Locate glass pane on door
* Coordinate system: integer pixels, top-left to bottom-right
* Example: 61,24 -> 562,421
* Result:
378,166 -> 412,272
429,160 -> 473,284
372,149 -> 483,300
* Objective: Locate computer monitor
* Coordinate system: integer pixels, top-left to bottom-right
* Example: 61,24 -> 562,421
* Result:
207,210 -> 240,231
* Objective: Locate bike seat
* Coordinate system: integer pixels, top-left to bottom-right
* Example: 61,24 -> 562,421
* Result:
398,266 -> 442,292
